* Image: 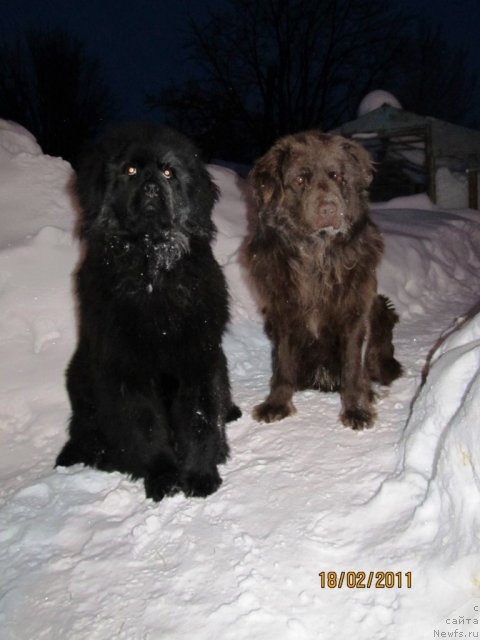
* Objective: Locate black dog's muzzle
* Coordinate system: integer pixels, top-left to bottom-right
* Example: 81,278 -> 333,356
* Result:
143,181 -> 160,198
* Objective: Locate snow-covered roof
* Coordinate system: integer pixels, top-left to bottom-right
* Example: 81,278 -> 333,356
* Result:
334,104 -> 427,137
334,104 -> 480,167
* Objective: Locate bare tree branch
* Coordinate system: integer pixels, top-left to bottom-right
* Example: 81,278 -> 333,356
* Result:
147,0 -> 478,161
0,27 -> 116,164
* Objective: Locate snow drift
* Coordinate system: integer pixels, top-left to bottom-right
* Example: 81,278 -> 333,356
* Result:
0,120 -> 479,639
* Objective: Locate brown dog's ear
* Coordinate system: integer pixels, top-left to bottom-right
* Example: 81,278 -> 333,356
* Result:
249,147 -> 286,209
341,139 -> 374,188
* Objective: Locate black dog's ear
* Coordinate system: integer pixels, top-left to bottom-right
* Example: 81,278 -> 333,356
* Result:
186,162 -> 220,239
197,167 -> 220,215
75,144 -> 109,237
74,125 -> 133,237
341,139 -> 374,189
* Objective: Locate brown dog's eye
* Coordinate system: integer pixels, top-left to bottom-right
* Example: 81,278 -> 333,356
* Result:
162,167 -> 173,179
295,175 -> 305,187
126,166 -> 137,176
328,171 -> 343,184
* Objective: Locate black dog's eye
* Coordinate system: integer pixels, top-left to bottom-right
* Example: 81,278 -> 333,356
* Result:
126,166 -> 137,176
162,167 -> 174,180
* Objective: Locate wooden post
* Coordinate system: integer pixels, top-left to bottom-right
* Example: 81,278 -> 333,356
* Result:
425,123 -> 436,204
467,165 -> 478,210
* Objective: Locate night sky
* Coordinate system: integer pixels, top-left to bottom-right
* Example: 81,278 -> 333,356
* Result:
1,0 -> 480,124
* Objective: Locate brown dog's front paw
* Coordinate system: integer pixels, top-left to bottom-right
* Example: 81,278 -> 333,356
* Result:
252,400 -> 297,423
341,407 -> 376,430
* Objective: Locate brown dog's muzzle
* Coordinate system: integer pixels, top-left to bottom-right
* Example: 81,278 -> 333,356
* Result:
317,200 -> 343,230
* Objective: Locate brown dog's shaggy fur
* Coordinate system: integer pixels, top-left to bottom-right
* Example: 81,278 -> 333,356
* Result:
246,130 -> 402,429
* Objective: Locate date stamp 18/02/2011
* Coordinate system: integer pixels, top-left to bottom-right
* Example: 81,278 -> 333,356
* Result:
318,571 -> 412,589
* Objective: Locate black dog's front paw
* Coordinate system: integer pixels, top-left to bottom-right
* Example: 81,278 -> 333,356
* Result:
144,469 -> 181,502
341,406 -> 376,430
56,440 -> 83,467
56,438 -> 100,468
226,404 -> 242,422
182,469 -> 222,498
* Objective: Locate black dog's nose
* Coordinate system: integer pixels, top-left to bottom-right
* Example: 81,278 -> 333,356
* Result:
143,181 -> 160,198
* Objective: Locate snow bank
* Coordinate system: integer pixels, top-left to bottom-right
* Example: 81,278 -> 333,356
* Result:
371,193 -> 437,211
0,120 -> 74,249
403,307 -> 480,559
1,121 -> 480,640
373,207 -> 480,320
435,165 -> 480,211
323,304 -> 480,637
0,120 -> 43,157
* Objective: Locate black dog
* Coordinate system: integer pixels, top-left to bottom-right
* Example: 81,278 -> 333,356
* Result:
56,123 -> 240,501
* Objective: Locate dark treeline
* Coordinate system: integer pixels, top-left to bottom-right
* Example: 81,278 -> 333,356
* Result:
0,2 -> 477,164
0,28 -> 116,165
147,0 -> 478,162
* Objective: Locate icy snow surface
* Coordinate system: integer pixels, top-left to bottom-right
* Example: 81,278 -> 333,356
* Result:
0,120 -> 479,639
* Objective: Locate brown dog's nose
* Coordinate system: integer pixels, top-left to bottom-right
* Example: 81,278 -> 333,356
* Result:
144,181 -> 160,198
318,201 -> 343,230
319,201 -> 339,218
320,202 -> 338,216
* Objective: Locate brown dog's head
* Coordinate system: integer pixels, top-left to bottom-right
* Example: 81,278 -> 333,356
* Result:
249,131 -> 373,237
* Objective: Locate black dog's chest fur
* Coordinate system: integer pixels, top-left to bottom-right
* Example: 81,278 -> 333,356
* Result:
78,238 -> 228,367
101,233 -> 189,295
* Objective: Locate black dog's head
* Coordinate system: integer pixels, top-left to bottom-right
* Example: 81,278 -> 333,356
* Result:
76,123 -> 219,244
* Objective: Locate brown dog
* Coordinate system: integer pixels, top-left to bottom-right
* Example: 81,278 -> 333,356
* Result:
245,131 -> 402,429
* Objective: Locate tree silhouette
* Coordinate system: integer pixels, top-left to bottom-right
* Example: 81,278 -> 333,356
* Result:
147,0 -> 479,162
0,28 -> 116,164
389,22 -> 478,127
147,0 -> 410,161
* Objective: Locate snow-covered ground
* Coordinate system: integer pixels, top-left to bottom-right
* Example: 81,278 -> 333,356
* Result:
0,120 -> 479,639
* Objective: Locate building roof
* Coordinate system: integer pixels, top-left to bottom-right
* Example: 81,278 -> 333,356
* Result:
333,104 -> 480,169
334,104 -> 427,137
